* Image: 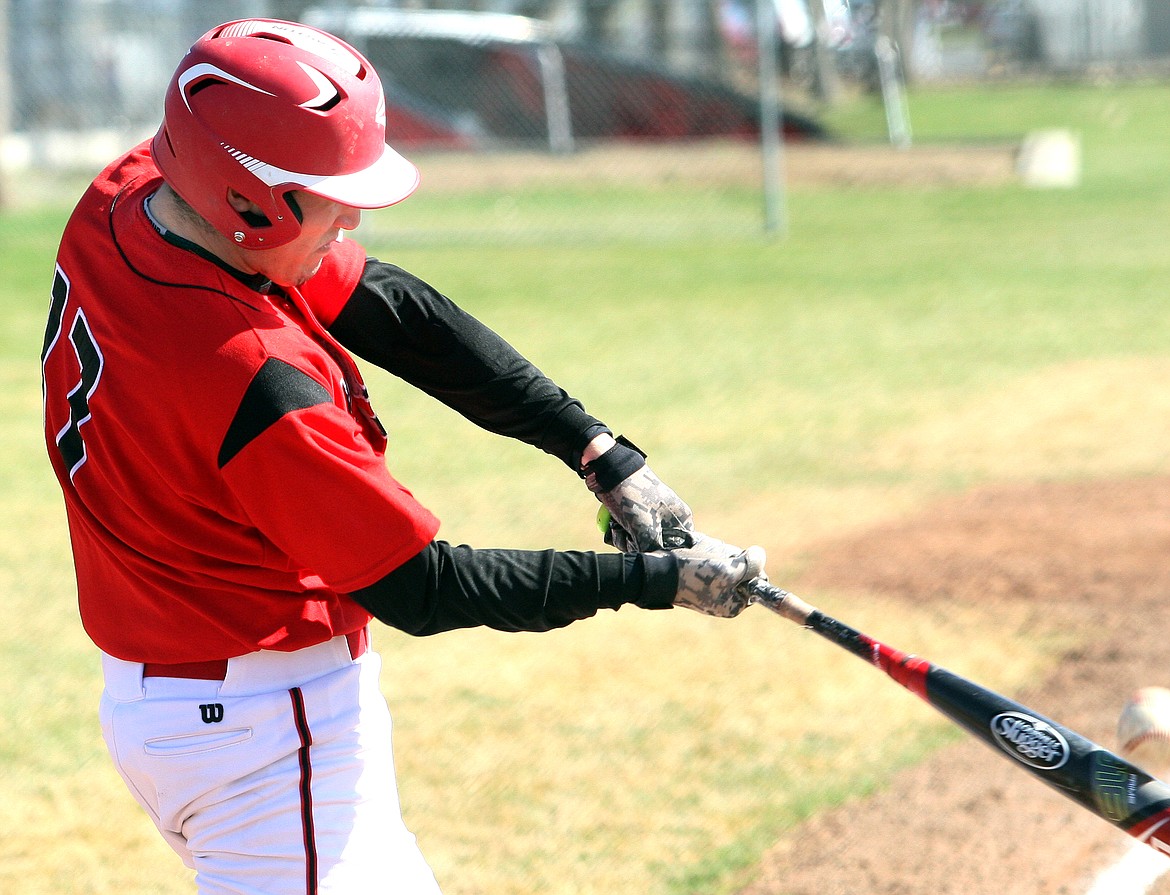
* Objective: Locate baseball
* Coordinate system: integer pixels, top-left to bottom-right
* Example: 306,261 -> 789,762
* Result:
1117,686 -> 1170,772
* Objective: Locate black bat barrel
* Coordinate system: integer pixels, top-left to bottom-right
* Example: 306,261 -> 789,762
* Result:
923,662 -> 1170,844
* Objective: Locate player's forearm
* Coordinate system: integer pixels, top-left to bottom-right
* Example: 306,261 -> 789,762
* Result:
328,259 -> 607,468
347,542 -> 677,636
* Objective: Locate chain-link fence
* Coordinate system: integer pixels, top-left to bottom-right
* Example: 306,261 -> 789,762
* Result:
2,1 -> 1169,239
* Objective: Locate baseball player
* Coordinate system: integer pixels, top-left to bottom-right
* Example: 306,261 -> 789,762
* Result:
40,18 -> 766,895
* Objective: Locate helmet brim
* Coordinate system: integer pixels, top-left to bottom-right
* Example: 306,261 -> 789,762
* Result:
299,143 -> 421,209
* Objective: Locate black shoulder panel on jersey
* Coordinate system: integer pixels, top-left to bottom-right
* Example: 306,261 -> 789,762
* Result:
218,357 -> 332,468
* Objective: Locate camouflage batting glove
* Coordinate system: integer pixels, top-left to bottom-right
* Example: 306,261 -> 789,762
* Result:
583,436 -> 694,552
659,534 -> 768,618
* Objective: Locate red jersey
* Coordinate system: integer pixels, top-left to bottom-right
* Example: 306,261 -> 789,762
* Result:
42,143 -> 440,663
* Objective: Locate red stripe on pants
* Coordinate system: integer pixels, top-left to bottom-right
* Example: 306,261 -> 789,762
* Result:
289,688 -> 318,895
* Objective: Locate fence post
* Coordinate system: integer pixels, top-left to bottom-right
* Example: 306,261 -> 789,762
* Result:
0,0 -> 9,210
756,0 -> 787,236
536,41 -> 574,154
875,35 -> 912,148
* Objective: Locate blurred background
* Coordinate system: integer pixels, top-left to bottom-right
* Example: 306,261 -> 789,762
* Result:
0,0 -> 1155,238
0,0 -> 1163,237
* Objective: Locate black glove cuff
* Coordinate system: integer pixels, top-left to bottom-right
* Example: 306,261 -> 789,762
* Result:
582,435 -> 647,492
633,552 -> 678,610
568,423 -> 614,473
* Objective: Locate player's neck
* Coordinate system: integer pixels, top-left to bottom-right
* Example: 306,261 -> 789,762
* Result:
149,184 -> 257,275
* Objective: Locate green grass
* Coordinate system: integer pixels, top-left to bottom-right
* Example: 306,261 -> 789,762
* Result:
6,80 -> 1170,894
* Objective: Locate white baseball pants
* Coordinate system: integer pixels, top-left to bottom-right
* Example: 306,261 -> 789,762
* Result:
99,635 -> 443,894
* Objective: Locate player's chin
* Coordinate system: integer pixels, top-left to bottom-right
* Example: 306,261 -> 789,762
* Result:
293,258 -> 327,287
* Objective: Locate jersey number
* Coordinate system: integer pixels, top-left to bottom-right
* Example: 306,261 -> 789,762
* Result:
42,266 -> 105,479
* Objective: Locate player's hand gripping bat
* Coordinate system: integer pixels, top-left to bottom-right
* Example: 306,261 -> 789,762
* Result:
742,577 -> 1170,855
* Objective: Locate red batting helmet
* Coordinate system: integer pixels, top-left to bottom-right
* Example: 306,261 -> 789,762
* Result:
151,18 -> 420,249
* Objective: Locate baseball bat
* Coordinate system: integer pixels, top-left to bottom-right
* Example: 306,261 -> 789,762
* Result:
742,577 -> 1170,855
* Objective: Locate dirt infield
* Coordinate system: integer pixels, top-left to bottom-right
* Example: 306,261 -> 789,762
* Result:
3,141 -> 1020,212
409,140 -> 1020,193
740,477 -> 1170,895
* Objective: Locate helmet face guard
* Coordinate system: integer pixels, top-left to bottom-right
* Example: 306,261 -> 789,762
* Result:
151,18 -> 420,249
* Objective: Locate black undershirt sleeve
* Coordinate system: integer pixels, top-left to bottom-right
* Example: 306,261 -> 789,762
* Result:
329,262 -> 673,634
349,543 -> 678,636
327,259 -> 608,470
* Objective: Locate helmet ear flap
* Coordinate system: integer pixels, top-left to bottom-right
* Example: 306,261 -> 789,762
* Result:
219,187 -> 305,246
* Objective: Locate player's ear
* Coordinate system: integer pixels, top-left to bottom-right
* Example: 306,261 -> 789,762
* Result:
226,189 -> 277,231
226,189 -> 262,215
226,189 -> 304,229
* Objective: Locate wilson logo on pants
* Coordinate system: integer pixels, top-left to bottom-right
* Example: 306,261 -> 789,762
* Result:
199,703 -> 225,724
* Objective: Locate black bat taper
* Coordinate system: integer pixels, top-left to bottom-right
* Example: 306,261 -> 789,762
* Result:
743,578 -> 1170,854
